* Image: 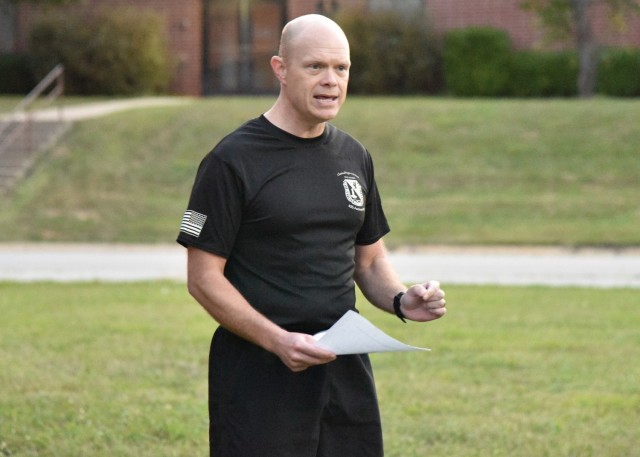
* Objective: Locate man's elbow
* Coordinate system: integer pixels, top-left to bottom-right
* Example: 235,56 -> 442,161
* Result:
185,247 -> 227,303
186,264 -> 210,302
352,267 -> 366,287
186,275 -> 199,299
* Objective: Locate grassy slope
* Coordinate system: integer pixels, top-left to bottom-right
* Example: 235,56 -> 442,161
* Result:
0,96 -> 638,246
337,97 -> 640,246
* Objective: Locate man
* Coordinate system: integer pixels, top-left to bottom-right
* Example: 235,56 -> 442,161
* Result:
177,14 -> 446,457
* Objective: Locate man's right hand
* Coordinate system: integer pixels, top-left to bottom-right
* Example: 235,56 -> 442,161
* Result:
273,331 -> 336,372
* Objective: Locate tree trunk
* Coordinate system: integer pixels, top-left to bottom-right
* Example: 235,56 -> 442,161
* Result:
573,0 -> 598,97
238,0 -> 253,92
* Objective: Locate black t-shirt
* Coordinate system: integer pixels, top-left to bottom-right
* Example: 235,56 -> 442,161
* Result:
177,115 -> 390,333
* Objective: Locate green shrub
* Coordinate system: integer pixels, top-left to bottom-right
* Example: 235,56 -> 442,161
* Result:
443,27 -> 512,96
509,50 -> 578,97
28,7 -> 172,95
0,53 -> 36,94
597,48 -> 640,97
337,11 -> 442,94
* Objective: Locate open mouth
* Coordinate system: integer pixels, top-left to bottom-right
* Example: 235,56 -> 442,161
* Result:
314,95 -> 339,102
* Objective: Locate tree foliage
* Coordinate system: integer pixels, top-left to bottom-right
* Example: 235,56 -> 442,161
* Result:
29,6 -> 172,95
522,0 -> 640,37
337,10 -> 442,94
521,0 -> 640,96
443,27 -> 512,96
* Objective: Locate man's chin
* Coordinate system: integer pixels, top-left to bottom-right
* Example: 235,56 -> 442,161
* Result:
313,108 -> 341,123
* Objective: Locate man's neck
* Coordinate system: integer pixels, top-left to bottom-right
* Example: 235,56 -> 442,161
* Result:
264,103 -> 325,139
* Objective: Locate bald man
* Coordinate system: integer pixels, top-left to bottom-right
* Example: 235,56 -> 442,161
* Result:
177,14 -> 446,457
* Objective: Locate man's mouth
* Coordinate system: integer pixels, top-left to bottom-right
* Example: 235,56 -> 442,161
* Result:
314,94 -> 338,102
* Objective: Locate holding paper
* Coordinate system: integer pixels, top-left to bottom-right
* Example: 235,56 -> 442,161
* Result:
177,13 -> 448,455
313,310 -> 431,355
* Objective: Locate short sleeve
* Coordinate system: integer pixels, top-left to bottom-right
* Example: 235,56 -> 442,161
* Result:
176,151 -> 244,258
355,153 -> 390,245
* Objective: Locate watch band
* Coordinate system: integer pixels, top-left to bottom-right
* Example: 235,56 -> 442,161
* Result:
393,292 -> 407,323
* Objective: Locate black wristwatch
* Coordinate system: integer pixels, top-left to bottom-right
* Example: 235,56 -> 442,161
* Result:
393,292 -> 407,323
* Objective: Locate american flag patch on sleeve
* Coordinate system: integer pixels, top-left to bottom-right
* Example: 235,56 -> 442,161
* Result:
180,210 -> 208,238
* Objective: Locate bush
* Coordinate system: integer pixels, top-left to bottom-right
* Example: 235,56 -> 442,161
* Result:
28,7 -> 172,95
509,51 -> 578,97
443,27 -> 512,97
597,48 -> 640,97
0,53 -> 36,94
337,11 -> 442,94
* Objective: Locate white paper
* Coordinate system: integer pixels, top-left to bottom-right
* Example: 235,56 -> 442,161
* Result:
313,310 -> 430,355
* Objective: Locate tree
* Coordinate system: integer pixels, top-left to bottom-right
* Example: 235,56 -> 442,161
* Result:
521,0 -> 640,97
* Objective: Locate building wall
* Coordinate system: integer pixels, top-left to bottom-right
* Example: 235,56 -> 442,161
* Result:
590,2 -> 640,47
204,0 -> 284,94
425,0 -> 543,48
287,0 -> 367,18
6,0 -> 640,95
201,0 -> 366,94
369,0 -> 424,16
426,0 -> 640,49
0,3 -> 17,53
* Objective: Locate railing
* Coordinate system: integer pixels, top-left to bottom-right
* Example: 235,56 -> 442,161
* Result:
0,64 -> 65,156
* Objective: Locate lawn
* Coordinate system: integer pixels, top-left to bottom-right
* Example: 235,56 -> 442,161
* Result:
0,96 -> 25,113
1,282 -> 638,457
0,96 -> 638,247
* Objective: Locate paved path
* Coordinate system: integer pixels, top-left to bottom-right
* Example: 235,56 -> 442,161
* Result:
2,97 -> 192,123
1,244 -> 639,288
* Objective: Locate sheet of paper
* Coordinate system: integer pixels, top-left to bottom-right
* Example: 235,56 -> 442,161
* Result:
313,310 -> 430,355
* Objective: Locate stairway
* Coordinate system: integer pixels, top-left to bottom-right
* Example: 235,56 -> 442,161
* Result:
0,64 -> 68,195
0,119 -> 71,194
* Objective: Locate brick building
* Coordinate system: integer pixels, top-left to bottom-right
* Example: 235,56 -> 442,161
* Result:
2,0 -> 639,95
425,0 -> 640,49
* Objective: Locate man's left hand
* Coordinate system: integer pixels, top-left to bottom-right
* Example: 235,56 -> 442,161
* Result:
400,280 -> 447,322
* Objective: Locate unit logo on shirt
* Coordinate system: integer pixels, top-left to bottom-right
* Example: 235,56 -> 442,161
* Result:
338,171 -> 365,211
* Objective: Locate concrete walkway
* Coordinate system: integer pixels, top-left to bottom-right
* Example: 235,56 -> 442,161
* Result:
1,243 -> 639,288
2,97 -> 192,123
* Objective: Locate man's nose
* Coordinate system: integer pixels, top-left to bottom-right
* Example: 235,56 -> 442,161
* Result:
321,69 -> 338,86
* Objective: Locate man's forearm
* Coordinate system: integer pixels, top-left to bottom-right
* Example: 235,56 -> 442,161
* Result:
354,254 -> 406,314
186,247 -> 336,371
187,249 -> 288,353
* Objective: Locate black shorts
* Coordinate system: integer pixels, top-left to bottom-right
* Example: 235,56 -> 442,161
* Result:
208,327 -> 384,457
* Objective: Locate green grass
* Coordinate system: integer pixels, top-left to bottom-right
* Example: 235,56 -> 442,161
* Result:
1,282 -> 638,456
337,97 -> 640,247
0,282 -> 211,457
0,96 -> 639,247
0,96 -> 24,113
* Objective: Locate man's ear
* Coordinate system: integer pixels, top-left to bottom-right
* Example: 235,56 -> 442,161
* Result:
270,55 -> 286,84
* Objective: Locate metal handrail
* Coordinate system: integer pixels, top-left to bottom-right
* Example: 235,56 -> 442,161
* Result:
0,64 -> 65,154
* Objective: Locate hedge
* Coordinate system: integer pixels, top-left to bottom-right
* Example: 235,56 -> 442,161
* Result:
28,6 -> 172,95
337,11 -> 442,95
597,48 -> 640,97
443,27 -> 512,97
509,50 -> 578,97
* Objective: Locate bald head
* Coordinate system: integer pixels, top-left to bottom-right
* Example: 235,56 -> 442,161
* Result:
278,14 -> 350,63
266,14 -> 351,136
